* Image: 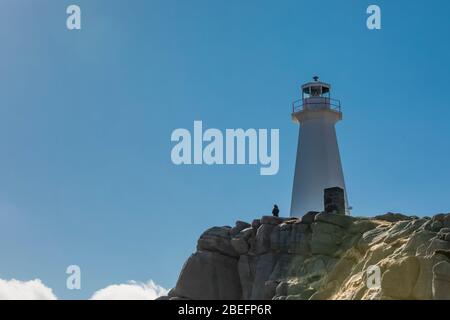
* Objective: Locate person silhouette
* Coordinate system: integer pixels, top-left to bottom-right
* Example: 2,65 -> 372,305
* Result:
272,205 -> 280,217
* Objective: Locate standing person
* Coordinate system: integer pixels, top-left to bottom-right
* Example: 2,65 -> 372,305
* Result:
272,205 -> 279,217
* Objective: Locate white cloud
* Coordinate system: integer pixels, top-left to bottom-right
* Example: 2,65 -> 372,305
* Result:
0,277 -> 167,300
90,280 -> 167,300
0,279 -> 57,300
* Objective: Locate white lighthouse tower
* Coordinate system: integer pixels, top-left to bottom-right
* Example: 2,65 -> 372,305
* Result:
290,77 -> 348,217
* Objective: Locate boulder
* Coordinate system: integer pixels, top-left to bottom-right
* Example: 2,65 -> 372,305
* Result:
348,219 -> 378,235
434,249 -> 450,260
270,222 -> 310,255
358,226 -> 389,251
384,219 -> 427,244
437,228 -> 450,242
426,238 -> 450,256
260,215 -> 284,226
174,251 -> 242,300
381,256 -> 420,299
250,253 -> 277,300
197,226 -> 238,258
264,280 -> 279,300
325,256 -> 358,286
374,212 -> 413,222
301,211 -> 319,224
255,224 -> 275,255
231,227 -> 255,255
315,212 -> 355,229
275,281 -> 289,297
432,261 -> 450,300
269,254 -> 305,280
252,219 -> 261,229
311,222 -> 345,256
231,221 -> 251,237
402,229 -> 436,256
238,255 -> 257,300
443,214 -> 450,229
288,223 -> 311,255
412,255 -> 447,300
426,214 -> 450,232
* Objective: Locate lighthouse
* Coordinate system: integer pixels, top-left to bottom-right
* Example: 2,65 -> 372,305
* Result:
290,77 -> 348,217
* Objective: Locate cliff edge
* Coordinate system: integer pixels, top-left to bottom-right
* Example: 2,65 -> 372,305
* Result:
160,212 -> 450,300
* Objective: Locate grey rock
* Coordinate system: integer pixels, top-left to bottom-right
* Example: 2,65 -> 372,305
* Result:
289,223 -> 311,255
443,214 -> 450,229
433,261 -> 450,300
311,222 -> 345,256
374,212 -> 412,222
348,219 -> 378,235
301,211 -> 319,224
264,280 -> 279,300
260,215 -> 284,226
302,255 -> 330,278
270,222 -> 310,255
250,253 -> 277,300
381,256 -> 420,299
286,288 -> 316,300
255,224 -> 275,255
434,249 -> 450,260
238,255 -> 257,300
324,256 -> 357,286
359,226 -> 389,248
231,227 -> 255,255
230,237 -> 249,255
169,296 -> 190,300
430,221 -> 443,232
402,230 -> 436,255
416,244 -> 428,256
252,219 -> 261,229
315,212 -> 355,229
197,226 -> 239,258
432,213 -> 447,222
231,221 -> 251,237
437,228 -> 450,242
174,251 -> 242,300
275,281 -> 289,297
269,254 -> 305,280
171,212 -> 450,301
167,288 -> 177,297
413,255 -> 447,300
384,219 -> 428,244
412,257 -> 433,300
426,238 -> 450,256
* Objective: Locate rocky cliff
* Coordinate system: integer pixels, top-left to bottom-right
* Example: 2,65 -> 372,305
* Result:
160,212 -> 450,300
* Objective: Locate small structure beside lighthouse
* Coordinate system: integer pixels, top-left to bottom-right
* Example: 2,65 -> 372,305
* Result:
290,77 -> 348,217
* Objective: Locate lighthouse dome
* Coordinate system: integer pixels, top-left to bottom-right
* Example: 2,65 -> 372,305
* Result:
301,76 -> 331,98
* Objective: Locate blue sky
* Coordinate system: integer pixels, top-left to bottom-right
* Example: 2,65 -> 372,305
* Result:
0,0 -> 449,299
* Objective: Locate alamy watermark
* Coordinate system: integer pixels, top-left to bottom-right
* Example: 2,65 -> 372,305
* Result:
367,5 -> 382,30
171,121 -> 279,176
66,265 -> 81,290
366,265 -> 381,289
66,5 -> 81,30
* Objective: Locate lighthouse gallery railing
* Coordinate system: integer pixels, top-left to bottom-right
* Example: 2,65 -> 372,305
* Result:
292,98 -> 341,113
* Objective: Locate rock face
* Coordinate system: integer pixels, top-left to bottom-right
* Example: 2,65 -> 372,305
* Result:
164,213 -> 450,300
